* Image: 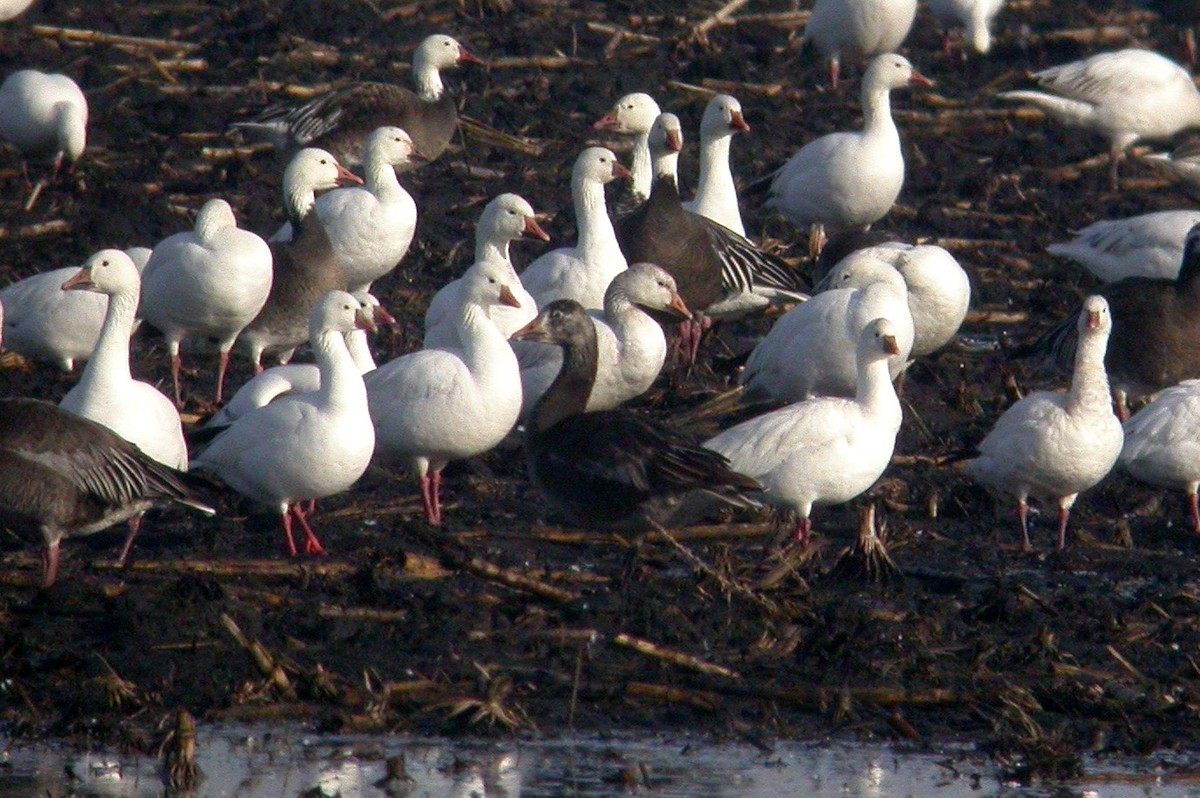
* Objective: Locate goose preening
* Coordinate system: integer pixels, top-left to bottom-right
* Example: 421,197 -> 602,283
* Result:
765,54 -> 932,243
593,92 -> 661,213
424,193 -> 549,350
966,296 -> 1123,552
1046,210 -> 1200,282
516,262 -> 690,418
139,199 -> 273,406
801,0 -> 918,87
366,261 -> 524,525
1120,379 -> 1200,532
0,69 -> 87,177
680,94 -> 751,236
231,34 -> 481,168
1143,138 -> 1200,201
515,300 -> 760,531
192,291 -> 376,557
238,148 -> 363,371
927,0 -> 1006,55
0,247 -> 150,371
272,126 -> 422,293
59,249 -> 189,471
705,318 -> 905,546
999,48 -> 1200,188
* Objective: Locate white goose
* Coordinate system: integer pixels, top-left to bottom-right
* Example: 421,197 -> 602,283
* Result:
681,94 -> 750,236
366,260 -> 524,525
801,0 -> 918,87
516,262 -> 690,418
927,0 -> 1006,55
766,54 -> 932,239
139,198 -> 273,405
192,291 -> 376,556
0,247 -> 150,371
965,295 -> 1123,552
59,250 -> 188,470
520,147 -> 630,311
999,49 -> 1200,188
424,193 -> 549,350
593,92 -> 661,209
0,69 -> 87,175
706,317 -> 905,546
272,126 -> 421,293
740,257 -> 914,402
0,1 -> 35,21
1119,379 -> 1200,532
1046,210 -> 1200,282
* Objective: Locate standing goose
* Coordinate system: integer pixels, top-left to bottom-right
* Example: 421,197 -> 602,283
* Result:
681,94 -> 751,236
999,49 -> 1200,189
966,296 -> 1123,552
0,69 -> 87,177
59,249 -> 188,471
238,148 -> 363,371
515,300 -> 760,531
366,261 -> 524,525
766,54 -> 932,243
231,34 -> 482,168
272,126 -> 423,293
139,199 -> 273,406
706,318 -> 905,546
425,193 -> 549,350
192,291 -> 376,557
1119,379 -> 1200,532
801,0 -> 918,87
593,92 -> 662,214
927,0 -> 1006,55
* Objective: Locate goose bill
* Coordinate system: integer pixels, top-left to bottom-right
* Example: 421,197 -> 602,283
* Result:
510,316 -> 547,343
883,335 -> 901,355
909,71 -> 935,88
523,216 -> 551,242
335,163 -> 365,185
730,110 -> 750,132
613,162 -> 633,180
60,269 -> 93,291
499,284 -> 522,309
355,306 -> 378,333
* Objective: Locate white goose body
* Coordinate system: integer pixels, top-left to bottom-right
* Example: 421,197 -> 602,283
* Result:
681,94 -> 749,236
1120,379 -> 1200,530
1046,210 -> 1200,282
801,0 -> 918,85
0,69 -> 87,170
927,0 -> 1006,53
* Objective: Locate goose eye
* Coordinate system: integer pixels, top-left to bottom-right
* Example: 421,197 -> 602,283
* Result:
101,260 -> 109,267
507,209 -> 516,215
488,277 -> 497,284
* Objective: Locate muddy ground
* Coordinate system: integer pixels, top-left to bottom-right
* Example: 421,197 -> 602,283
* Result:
0,0 -> 1198,785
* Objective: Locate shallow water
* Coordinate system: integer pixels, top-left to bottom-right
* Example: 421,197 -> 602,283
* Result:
1,727 -> 1198,798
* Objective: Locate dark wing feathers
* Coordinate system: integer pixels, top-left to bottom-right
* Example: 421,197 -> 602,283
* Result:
705,221 -> 808,293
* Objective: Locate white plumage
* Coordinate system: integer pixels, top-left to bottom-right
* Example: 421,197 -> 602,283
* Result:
927,0 -> 1006,54
681,94 -> 750,236
801,0 -> 918,86
0,69 -> 87,173
1120,379 -> 1200,532
1047,210 -> 1200,282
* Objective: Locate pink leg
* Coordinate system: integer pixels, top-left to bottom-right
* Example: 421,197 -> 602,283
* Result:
215,351 -> 231,405
280,508 -> 299,557
795,516 -> 812,548
1186,27 -> 1197,65
829,57 -> 840,89
419,474 -> 439,525
431,469 -> 444,526
1018,499 -> 1032,553
171,353 -> 184,408
41,540 -> 60,588
1057,506 -> 1070,551
292,503 -> 325,555
1190,490 -> 1200,534
116,513 -> 143,567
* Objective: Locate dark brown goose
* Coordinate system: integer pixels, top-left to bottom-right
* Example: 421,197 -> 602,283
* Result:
230,34 -> 480,169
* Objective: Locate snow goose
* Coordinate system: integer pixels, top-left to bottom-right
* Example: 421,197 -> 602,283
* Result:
740,257 -> 913,402
681,94 -> 750,236
999,49 -> 1200,189
0,0 -> 35,21
1119,379 -> 1200,531
192,291 -> 376,556
515,300 -> 760,531
206,292 -> 392,429
366,260 -> 524,525
966,296 -> 1123,552
1034,223 -> 1200,415
520,147 -> 630,311
516,263 -> 690,418
1046,210 -> 1200,282
593,92 -> 661,212
424,193 -> 549,350
139,198 -> 273,406
231,34 -> 481,169
765,53 -> 932,241
272,126 -> 422,293
238,148 -> 362,371
706,317 -> 904,546
823,242 -> 970,356
0,69 -> 87,176
59,249 -> 188,471
0,247 -> 149,371
801,0 -> 918,87
1143,138 -> 1200,201
927,0 -> 1006,55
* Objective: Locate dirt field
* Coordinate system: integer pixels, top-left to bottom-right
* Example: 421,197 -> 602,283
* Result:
0,0 -> 1198,783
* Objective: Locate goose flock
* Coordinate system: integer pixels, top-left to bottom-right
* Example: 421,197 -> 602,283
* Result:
0,1 -> 1198,588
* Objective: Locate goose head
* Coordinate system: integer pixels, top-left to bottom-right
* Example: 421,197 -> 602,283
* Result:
61,249 -> 141,296
861,317 -> 903,362
1078,295 -> 1112,336
815,254 -> 907,294
864,53 -> 934,93
593,92 -> 662,134
511,299 -> 593,347
351,291 -> 396,328
701,94 -> 749,137
649,113 -> 684,156
364,125 -> 428,168
463,258 -> 523,311
609,262 -> 691,320
311,290 -> 376,341
282,148 -> 362,222
416,34 -> 483,72
193,198 -> 238,246
478,193 -> 550,248
573,147 -> 631,190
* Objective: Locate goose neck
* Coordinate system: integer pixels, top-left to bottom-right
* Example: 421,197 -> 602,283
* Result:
363,154 -> 403,200
1067,331 -> 1113,414
345,330 -> 377,373
631,131 -> 653,200
81,288 -> 139,389
527,334 -> 597,435
456,302 -> 515,376
475,237 -> 512,265
574,176 -> 620,260
284,183 -> 317,227
313,329 -> 367,409
413,58 -> 445,102
695,133 -> 734,204
861,85 -> 896,137
856,356 -> 900,418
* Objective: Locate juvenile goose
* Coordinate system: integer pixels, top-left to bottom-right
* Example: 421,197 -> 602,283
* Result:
966,296 -> 1123,552
1143,139 -> 1200,201
516,263 -> 690,418
272,126 -> 422,293
999,49 -> 1200,188
706,318 -> 905,546
1119,379 -> 1200,532
59,249 -> 188,471
520,147 -> 630,311
424,193 -> 549,350
927,0 -> 1006,55
192,291 -> 376,557
680,94 -> 751,236
801,0 -> 918,87
1046,210 -> 1200,282
515,300 -> 760,531
0,247 -> 150,371
593,92 -> 661,212
139,199 -> 273,406
0,69 -> 87,177
766,54 -> 932,241
239,148 -> 362,371
367,261 -> 524,525
231,34 -> 481,168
